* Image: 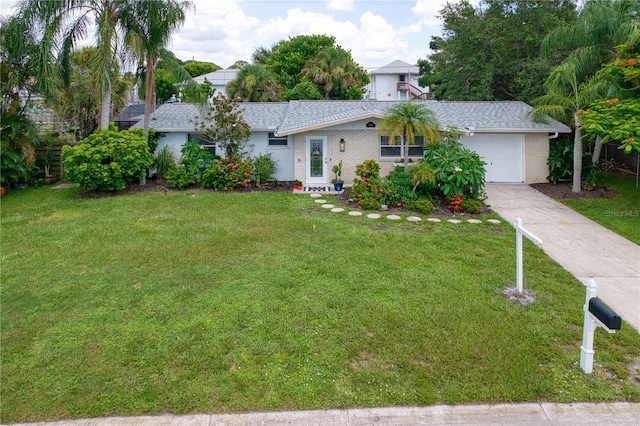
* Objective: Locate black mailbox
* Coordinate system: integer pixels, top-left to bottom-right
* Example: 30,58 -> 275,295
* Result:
588,298 -> 621,331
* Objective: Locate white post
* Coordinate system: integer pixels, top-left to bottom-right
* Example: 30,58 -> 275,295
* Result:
516,218 -> 524,294
580,279 -> 598,374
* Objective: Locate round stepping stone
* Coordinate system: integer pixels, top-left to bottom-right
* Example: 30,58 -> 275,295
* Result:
448,219 -> 462,224
310,193 -> 322,198
321,204 -> 334,209
386,214 -> 401,220
487,219 -> 501,224
407,216 -> 422,222
367,213 -> 381,219
348,211 -> 363,216
427,218 -> 441,222
331,207 -> 345,213
467,219 -> 482,224
314,199 -> 327,203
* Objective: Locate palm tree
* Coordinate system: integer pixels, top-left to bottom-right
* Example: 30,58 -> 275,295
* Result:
529,59 -> 608,192
542,0 -> 640,163
301,47 -> 369,100
378,102 -> 440,172
226,64 -> 282,102
19,0 -> 131,129
121,0 -> 193,135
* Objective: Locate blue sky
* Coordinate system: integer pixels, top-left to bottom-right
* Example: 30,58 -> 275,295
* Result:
0,0 -> 475,70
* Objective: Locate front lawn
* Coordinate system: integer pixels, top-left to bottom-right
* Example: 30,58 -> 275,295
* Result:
561,173 -> 640,245
1,187 -> 639,423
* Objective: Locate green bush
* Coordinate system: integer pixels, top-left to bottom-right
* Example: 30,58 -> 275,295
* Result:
201,157 -> 253,190
253,152 -> 278,185
414,198 -> 434,214
423,141 -> 486,198
166,167 -> 197,190
460,198 -> 483,214
154,146 -> 176,179
351,159 -> 383,210
179,140 -> 215,180
62,126 -> 153,191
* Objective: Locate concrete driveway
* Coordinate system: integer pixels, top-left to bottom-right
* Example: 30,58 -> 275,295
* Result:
484,184 -> 640,333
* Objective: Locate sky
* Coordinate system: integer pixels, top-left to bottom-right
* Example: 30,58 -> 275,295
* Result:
0,0 -> 477,71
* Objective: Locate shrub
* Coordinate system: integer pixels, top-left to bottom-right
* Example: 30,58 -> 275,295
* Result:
460,198 -> 483,214
62,126 -> 153,191
414,198 -> 434,214
201,156 -> 253,190
423,141 -> 486,198
253,152 -> 278,184
166,167 -> 197,190
351,159 -> 384,209
179,140 -> 216,181
154,146 -> 176,179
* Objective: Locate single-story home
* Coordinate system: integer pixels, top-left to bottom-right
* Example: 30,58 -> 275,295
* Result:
133,100 -> 571,186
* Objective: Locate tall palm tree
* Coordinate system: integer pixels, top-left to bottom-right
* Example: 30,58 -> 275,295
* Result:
530,58 -> 608,192
226,64 -> 282,102
378,102 -> 440,172
121,0 -> 193,135
19,0 -> 130,129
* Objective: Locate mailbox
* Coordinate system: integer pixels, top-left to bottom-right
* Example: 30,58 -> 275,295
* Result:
588,297 -> 621,331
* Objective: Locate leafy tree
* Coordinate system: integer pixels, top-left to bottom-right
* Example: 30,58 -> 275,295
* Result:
183,60 -> 220,77
191,94 -> 251,158
301,46 -> 369,100
266,34 -> 335,90
19,0 -> 132,129
226,64 -> 282,102
284,80 -> 324,101
419,0 -> 577,102
122,0 -> 193,136
378,103 -> 440,172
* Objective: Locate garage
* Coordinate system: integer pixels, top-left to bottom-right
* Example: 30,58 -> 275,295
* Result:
461,134 -> 525,183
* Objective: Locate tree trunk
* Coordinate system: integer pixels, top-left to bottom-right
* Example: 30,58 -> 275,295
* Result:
591,134 -> 603,165
143,57 -> 157,136
403,133 -> 409,172
572,113 -> 583,193
100,90 -> 111,129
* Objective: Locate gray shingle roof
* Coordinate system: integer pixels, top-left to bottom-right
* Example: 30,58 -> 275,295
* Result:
132,100 -> 571,135
370,60 -> 419,75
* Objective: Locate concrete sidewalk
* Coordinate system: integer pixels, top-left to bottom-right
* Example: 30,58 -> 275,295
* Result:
484,184 -> 640,332
7,403 -> 640,425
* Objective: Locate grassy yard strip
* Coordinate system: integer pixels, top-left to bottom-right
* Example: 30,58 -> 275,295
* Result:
560,173 -> 640,245
1,187 -> 639,423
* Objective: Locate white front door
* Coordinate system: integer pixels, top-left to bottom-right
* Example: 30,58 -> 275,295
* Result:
306,136 -> 328,184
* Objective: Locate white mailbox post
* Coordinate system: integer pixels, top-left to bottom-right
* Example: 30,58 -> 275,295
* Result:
513,218 -> 542,294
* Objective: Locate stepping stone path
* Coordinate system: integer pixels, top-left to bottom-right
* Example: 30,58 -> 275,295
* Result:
304,193 -> 502,225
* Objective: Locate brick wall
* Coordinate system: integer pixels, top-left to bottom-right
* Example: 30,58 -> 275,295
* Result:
525,133 -> 550,183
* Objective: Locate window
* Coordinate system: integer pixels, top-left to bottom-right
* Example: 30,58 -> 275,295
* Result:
188,133 -> 215,155
380,135 -> 425,158
268,132 -> 288,147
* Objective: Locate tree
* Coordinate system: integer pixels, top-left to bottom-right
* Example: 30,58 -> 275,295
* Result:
191,94 -> 251,159
19,0 -> 131,129
122,0 -> 193,136
183,60 -> 220,77
419,0 -> 577,102
301,46 -> 369,100
530,59 -> 608,192
378,102 -> 440,172
226,64 -> 282,102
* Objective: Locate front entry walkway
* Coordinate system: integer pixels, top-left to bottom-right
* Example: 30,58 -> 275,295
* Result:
485,183 -> 640,332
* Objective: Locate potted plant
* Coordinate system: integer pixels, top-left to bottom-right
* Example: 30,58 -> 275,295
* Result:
293,179 -> 303,190
331,161 -> 344,191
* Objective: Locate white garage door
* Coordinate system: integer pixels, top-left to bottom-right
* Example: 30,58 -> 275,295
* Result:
461,134 -> 524,183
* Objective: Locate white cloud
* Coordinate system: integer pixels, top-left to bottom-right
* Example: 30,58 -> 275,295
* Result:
327,0 -> 355,12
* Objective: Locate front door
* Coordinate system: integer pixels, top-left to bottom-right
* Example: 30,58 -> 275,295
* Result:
306,136 -> 328,184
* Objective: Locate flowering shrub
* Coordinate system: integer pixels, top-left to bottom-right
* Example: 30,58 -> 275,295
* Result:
350,159 -> 383,210
201,156 -> 253,190
449,194 -> 463,212
423,141 -> 486,199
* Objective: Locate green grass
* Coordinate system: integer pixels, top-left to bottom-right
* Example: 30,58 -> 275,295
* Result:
561,172 -> 640,245
2,187 -> 640,423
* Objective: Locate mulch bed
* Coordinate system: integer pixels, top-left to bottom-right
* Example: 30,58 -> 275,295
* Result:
530,181 -> 616,200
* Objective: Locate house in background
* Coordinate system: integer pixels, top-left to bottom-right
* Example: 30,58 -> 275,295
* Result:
113,103 -> 146,131
135,100 -> 570,188
192,68 -> 240,96
365,60 -> 429,101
